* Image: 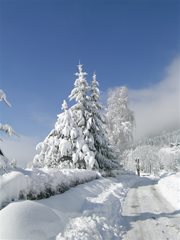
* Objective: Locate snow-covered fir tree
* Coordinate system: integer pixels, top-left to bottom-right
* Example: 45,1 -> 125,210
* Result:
68,64 -> 97,169
33,64 -> 118,171
88,73 -> 118,170
106,86 -> 135,156
69,65 -> 117,170
33,100 -> 76,168
0,89 -> 16,174
33,99 -> 95,169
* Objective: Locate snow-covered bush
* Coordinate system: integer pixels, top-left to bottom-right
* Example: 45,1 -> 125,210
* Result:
0,168 -> 101,208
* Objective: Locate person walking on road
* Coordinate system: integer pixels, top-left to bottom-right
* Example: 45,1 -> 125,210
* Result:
135,158 -> 140,176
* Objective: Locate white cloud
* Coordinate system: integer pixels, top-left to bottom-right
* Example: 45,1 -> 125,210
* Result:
1,135 -> 40,167
129,56 -> 180,140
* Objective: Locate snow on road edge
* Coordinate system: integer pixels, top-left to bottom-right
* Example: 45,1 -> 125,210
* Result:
56,174 -> 140,240
157,172 -> 180,210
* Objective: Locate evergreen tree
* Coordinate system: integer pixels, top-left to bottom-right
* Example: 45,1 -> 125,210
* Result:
33,100 -> 76,168
33,64 -> 118,171
33,99 -> 95,170
89,73 -> 118,170
69,64 -> 96,169
69,63 -> 90,127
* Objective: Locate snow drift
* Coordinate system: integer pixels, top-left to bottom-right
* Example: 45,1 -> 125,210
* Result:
158,172 -> 180,210
0,200 -> 62,240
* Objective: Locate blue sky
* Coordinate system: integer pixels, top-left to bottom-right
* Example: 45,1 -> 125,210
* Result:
0,0 -> 179,142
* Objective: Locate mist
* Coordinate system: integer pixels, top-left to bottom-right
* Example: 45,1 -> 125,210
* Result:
129,57 -> 180,140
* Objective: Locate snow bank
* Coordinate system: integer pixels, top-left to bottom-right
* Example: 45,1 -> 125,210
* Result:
0,168 -> 100,208
0,200 -> 62,240
56,174 -> 140,240
157,172 -> 180,210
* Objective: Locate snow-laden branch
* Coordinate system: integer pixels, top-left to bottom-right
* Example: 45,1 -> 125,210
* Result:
0,89 -> 12,107
0,124 -> 17,137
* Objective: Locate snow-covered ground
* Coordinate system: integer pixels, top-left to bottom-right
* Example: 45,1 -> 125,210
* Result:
0,172 -> 139,240
157,172 -> 180,210
0,171 -> 179,240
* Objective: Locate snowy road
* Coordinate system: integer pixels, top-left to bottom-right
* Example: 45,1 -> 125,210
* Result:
122,177 -> 180,240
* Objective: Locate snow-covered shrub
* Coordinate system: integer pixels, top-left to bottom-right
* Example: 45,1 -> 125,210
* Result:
0,168 -> 101,208
0,170 -> 31,208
